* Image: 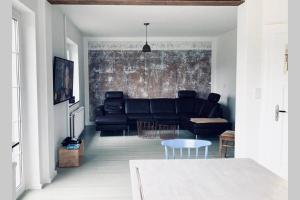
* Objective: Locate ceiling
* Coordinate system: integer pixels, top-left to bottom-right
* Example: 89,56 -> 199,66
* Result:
49,0 -> 244,6
57,5 -> 237,37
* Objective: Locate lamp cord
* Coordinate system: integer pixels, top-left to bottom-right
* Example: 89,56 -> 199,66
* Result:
146,25 -> 148,44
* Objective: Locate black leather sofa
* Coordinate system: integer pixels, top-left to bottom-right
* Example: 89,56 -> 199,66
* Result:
95,91 -> 231,135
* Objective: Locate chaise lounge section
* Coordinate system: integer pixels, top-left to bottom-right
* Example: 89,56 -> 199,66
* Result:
95,91 -> 129,134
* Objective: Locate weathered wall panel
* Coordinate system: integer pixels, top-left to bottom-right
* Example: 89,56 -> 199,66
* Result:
88,41 -> 212,121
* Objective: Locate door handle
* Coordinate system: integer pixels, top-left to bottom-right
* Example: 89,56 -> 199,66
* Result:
275,105 -> 287,121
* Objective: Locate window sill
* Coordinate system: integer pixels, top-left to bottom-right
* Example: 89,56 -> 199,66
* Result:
69,101 -> 80,108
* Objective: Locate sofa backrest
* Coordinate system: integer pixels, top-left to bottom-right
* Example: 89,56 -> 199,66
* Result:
150,99 -> 176,114
125,99 -> 150,114
100,91 -> 222,117
194,98 -> 206,115
104,91 -> 124,114
176,90 -> 197,114
105,91 -> 123,99
175,98 -> 195,114
207,93 -> 221,103
178,90 -> 197,98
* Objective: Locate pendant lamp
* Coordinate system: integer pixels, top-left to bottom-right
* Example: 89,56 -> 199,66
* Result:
142,23 -> 151,52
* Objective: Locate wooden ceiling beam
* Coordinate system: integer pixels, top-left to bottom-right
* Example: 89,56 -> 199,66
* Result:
47,0 -> 244,6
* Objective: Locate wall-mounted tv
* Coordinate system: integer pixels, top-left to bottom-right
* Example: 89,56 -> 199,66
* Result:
53,57 -> 74,105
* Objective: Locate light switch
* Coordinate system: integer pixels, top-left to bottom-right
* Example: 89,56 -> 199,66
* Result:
255,88 -> 261,99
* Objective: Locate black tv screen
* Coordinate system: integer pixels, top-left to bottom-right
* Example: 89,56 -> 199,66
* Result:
53,57 -> 74,105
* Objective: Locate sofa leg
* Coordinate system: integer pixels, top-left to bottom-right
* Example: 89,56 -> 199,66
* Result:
123,130 -> 126,136
97,131 -> 102,137
127,126 -> 130,136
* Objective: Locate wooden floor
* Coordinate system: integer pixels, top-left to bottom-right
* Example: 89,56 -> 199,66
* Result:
19,127 -> 232,200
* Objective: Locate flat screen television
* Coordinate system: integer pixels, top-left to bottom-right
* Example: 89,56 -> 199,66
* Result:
53,57 -> 74,105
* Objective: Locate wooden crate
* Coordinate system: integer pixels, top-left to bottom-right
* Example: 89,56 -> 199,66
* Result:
59,142 -> 84,168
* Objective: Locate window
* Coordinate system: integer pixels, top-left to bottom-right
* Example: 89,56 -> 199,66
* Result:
12,16 -> 23,191
66,38 -> 80,104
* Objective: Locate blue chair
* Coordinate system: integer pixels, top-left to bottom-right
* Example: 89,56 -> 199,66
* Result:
161,139 -> 212,159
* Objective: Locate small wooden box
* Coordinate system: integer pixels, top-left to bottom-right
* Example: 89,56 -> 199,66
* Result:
59,142 -> 84,168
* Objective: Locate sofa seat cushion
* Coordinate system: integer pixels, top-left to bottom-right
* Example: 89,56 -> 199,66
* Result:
95,114 -> 127,125
153,114 -> 180,121
127,113 -> 152,120
179,113 -> 198,120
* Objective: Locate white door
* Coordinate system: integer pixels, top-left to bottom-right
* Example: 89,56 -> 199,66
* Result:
260,24 -> 288,179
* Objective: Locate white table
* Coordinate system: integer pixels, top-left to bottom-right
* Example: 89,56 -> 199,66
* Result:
190,118 -> 228,124
129,158 -> 288,200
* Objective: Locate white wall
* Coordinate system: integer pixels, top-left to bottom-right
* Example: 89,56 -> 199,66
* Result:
235,0 -> 288,178
215,29 -> 237,124
0,1 -> 13,199
235,0 -> 263,161
51,6 -> 69,164
51,6 -> 84,164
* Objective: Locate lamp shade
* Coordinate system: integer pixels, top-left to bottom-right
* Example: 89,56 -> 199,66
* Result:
142,42 -> 151,52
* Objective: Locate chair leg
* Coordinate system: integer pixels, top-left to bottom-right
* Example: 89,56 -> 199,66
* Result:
224,141 -> 228,158
127,126 -> 130,136
164,146 -> 168,160
173,148 -> 176,159
205,146 -> 209,159
219,138 -> 223,158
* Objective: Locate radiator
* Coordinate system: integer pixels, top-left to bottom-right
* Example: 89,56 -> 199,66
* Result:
70,106 -> 85,138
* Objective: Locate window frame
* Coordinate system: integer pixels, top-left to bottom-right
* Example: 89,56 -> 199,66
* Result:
65,38 -> 80,107
12,8 -> 25,197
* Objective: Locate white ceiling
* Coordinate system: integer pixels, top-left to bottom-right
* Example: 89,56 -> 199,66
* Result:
57,5 -> 237,37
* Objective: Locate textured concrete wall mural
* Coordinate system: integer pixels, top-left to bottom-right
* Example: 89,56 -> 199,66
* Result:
88,41 -> 212,120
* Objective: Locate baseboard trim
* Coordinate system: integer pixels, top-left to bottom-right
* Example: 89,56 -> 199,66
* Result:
26,183 -> 43,190
86,121 -> 95,126
50,170 -> 57,182
44,170 -> 57,185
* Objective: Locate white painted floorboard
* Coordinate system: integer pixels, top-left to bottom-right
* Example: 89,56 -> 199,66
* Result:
19,130 -> 228,200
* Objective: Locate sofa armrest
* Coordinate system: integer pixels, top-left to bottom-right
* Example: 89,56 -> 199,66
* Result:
194,98 -> 205,116
208,104 -> 223,118
95,105 -> 105,117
